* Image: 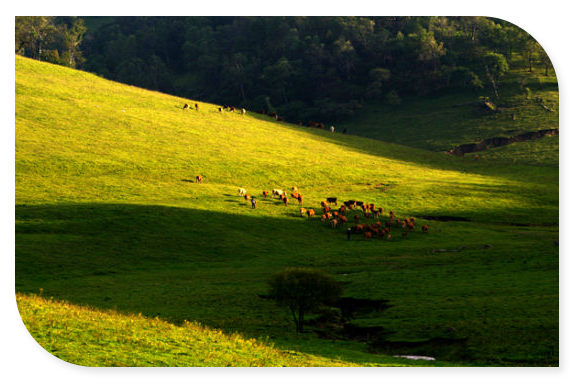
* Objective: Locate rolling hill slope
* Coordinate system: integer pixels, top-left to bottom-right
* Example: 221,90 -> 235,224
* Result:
15,56 -> 558,366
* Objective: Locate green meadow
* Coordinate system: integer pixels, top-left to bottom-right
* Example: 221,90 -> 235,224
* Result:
15,55 -> 558,366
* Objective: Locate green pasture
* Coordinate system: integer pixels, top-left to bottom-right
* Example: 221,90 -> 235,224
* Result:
15,56 -> 558,366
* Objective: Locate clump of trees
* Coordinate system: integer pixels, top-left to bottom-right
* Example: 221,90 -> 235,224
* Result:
268,268 -> 343,333
15,17 -> 86,68
15,16 -> 555,122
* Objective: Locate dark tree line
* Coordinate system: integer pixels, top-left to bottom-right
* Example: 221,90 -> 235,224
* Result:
16,16 -> 554,123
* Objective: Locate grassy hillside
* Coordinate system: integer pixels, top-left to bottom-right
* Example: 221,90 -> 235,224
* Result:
17,293 -> 375,366
15,56 -> 558,366
341,70 -> 558,153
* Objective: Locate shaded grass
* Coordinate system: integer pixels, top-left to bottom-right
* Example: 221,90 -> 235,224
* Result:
340,70 -> 558,154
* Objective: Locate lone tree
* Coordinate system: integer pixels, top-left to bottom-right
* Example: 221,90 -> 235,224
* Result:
268,268 -> 343,333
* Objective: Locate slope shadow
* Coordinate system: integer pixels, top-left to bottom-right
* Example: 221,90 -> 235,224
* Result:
15,202 -> 397,365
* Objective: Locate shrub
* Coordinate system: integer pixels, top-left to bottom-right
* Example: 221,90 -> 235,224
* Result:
268,268 -> 343,333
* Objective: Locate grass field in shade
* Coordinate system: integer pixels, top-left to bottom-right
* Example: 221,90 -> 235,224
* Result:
15,55 -> 558,366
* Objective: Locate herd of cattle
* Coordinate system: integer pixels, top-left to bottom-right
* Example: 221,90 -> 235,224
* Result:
236,185 -> 430,240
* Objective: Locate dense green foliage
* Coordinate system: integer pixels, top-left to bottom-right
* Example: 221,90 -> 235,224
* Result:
15,16 -> 554,124
268,268 -> 344,332
15,16 -> 86,68
15,57 -> 558,366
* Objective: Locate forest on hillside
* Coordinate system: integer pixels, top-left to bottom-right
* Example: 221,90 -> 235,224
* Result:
15,16 -> 554,122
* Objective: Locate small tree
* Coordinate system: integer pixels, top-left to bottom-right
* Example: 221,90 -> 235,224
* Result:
268,268 -> 343,333
483,52 -> 509,98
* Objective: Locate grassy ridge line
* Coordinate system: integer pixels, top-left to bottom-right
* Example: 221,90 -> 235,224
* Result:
18,293 -> 423,367
15,56 -> 556,224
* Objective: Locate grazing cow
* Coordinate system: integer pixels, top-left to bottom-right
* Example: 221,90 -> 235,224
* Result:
355,201 -> 364,207
364,231 -> 372,239
300,208 -> 307,216
291,186 -> 299,193
251,198 -> 257,209
195,103 -> 199,111
241,108 -> 246,115
307,209 -> 315,218
273,189 -> 285,198
332,211 -> 339,218
269,112 -> 278,119
244,194 -> 251,201
218,107 -> 222,112
283,197 -> 289,206
474,154 -> 480,160
230,106 -> 236,112
422,225 -> 429,233
321,214 -> 327,222
326,212 -> 332,220
339,216 -> 348,224
297,194 -> 303,206
407,222 -> 415,231
196,175 -> 203,183
339,206 -> 347,215
386,234 -> 392,240
344,200 -> 356,208
321,201 -> 328,208
355,224 -> 365,232
262,191 -> 269,198
323,206 -> 330,213
330,125 -> 335,133
238,188 -> 247,196
291,192 -> 299,199
369,203 -> 375,211
330,219 -> 339,228
326,197 -> 338,205
183,103 -> 189,110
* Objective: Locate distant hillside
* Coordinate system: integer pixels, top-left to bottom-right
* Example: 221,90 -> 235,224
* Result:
340,70 -> 558,154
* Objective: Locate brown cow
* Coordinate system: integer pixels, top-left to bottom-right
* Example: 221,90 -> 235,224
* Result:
244,194 -> 251,201
183,103 -> 189,110
330,219 -> 339,228
283,197 -> 289,206
364,231 -> 372,239
422,225 -> 429,233
297,194 -> 303,206
307,209 -> 315,218
339,216 -> 348,224
300,208 -> 307,217
195,103 -> 199,111
262,191 -> 269,198
196,175 -> 203,183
